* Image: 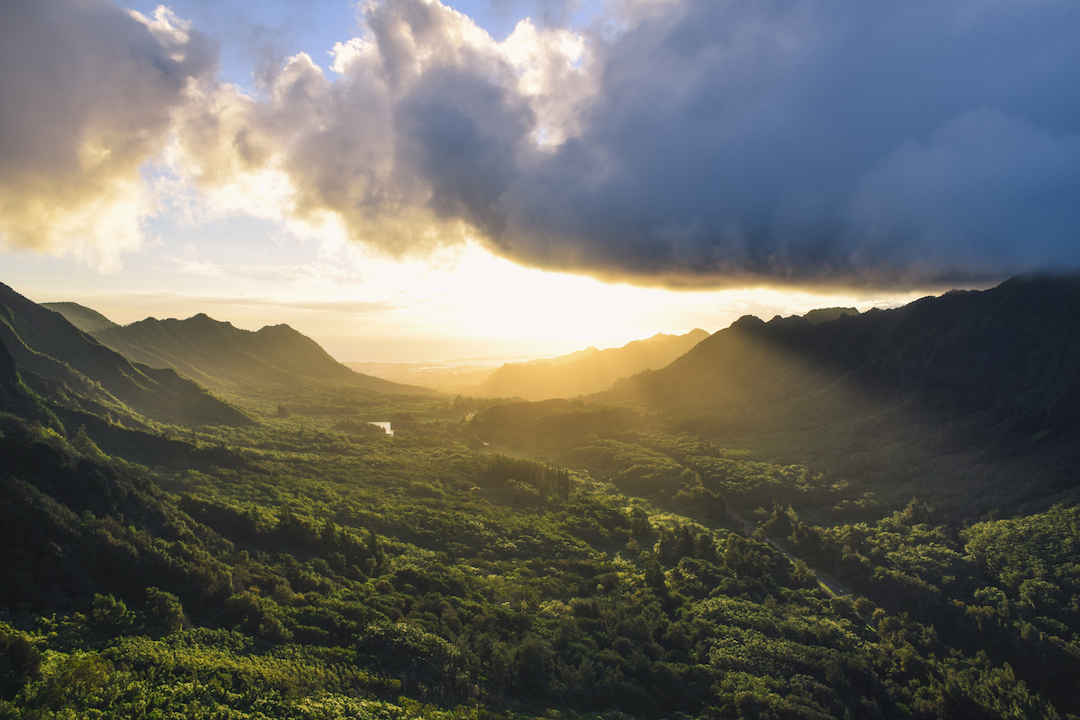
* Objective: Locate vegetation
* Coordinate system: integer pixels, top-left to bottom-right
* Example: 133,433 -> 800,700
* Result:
2,277 -> 1080,718
1,398 -> 1077,719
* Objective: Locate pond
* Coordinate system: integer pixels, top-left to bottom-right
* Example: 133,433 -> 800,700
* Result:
369,421 -> 393,437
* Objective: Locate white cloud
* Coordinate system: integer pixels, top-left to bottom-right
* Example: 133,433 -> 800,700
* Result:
0,0 -> 214,268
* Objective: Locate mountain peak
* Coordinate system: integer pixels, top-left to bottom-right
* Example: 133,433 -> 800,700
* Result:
187,313 -> 233,328
85,309 -> 435,395
731,315 -> 767,330
256,323 -> 304,337
804,307 -> 860,325
3,284 -> 251,427
606,275 -> 1080,447
41,302 -> 119,334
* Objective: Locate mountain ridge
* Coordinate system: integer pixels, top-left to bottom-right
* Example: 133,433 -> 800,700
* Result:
603,274 -> 1080,449
47,304 -> 436,396
40,301 -> 119,334
0,282 -> 251,428
468,329 -> 710,401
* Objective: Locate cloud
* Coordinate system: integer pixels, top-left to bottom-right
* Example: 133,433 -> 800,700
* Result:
275,299 -> 398,313
482,0 -> 588,37
207,296 -> 398,313
4,0 -> 1080,287
0,1 -> 215,268
490,0 -> 1080,287
846,108 -> 1080,281
166,0 -> 596,257
164,254 -> 366,285
126,292 -> 398,314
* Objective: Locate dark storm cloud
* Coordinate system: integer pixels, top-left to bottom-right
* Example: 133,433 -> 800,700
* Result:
488,0 -> 1080,286
4,0 -> 1079,287
395,65 -> 535,240
270,0 -> 1078,288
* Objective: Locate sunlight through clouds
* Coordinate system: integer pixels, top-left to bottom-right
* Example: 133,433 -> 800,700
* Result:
0,2 -> 213,268
1,0 -> 1077,359
4,0 -> 1079,285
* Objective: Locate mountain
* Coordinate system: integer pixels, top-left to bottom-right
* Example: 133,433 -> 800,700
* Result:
0,333 -> 33,417
47,305 -> 436,396
6,277 -> 1080,719
344,360 -> 499,394
0,332 -> 19,391
804,306 -> 859,324
0,283 -> 251,428
41,301 -> 119,334
604,275 -> 1080,460
468,329 -> 710,401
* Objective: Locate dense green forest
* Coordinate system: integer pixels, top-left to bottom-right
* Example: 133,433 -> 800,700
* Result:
2,278 -> 1080,719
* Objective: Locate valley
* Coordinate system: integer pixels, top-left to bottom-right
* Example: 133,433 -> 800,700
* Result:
3,0 -> 1075,716
2,277 -> 1079,719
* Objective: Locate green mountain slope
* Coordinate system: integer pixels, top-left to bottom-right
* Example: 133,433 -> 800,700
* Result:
597,275 -> 1080,504
0,283 -> 251,428
2,278 -> 1079,718
610,275 -> 1080,437
41,301 -> 119,334
0,333 -> 20,396
2,380 -> 1074,718
470,329 -> 710,401
43,306 -> 436,396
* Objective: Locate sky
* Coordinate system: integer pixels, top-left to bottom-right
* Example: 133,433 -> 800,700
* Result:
2,0 -> 1077,361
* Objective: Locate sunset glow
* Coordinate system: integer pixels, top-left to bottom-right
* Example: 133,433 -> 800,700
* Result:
1,0 -> 1072,358
4,235 -> 930,362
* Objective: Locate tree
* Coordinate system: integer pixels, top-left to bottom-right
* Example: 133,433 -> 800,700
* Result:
144,586 -> 185,636
91,593 -> 134,632
0,625 -> 42,700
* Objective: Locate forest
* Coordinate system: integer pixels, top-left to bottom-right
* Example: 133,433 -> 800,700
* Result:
2,278 -> 1080,719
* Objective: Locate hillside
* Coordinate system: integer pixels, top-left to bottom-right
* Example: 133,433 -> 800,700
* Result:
609,276 -> 1080,434
0,333 -> 20,395
7,389 -> 1075,719
47,305 -> 436,396
41,301 -> 119,334
598,275 -> 1080,504
0,283 -> 251,428
344,360 -> 499,393
2,277 -> 1080,718
469,329 -> 710,400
